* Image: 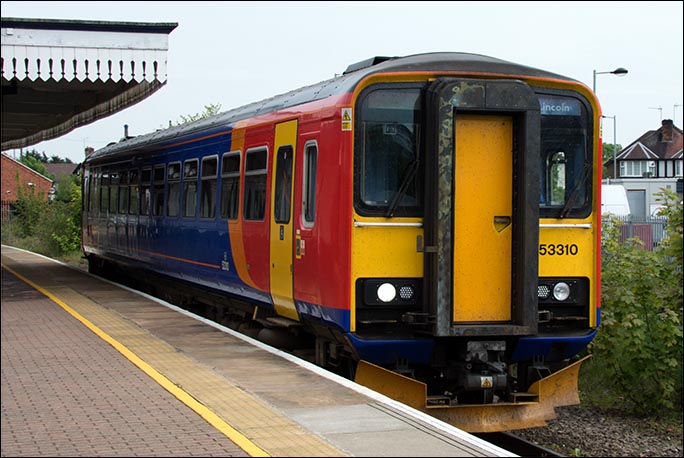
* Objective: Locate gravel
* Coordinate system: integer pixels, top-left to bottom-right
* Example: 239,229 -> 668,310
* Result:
514,405 -> 683,457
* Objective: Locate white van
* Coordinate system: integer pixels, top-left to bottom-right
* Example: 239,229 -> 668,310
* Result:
601,184 -> 631,217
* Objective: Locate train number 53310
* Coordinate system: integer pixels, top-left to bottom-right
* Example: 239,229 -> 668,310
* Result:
539,243 -> 579,256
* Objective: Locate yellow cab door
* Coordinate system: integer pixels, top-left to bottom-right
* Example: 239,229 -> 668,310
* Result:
270,120 -> 299,320
426,78 -> 539,336
453,115 -> 513,322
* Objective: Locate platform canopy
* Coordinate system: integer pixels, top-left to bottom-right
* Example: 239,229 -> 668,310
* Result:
1,17 -> 178,151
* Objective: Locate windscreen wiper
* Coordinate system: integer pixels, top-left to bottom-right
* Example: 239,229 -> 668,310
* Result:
559,162 -> 591,218
385,158 -> 419,218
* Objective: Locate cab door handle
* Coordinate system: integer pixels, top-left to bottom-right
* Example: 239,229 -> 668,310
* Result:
493,216 -> 511,232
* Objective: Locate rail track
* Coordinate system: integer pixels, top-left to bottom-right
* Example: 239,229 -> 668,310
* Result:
476,432 -> 565,457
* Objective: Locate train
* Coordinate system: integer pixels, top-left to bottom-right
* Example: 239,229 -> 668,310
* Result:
81,52 -> 602,433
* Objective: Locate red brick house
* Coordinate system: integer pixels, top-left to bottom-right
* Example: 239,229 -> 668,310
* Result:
1,152 -> 54,217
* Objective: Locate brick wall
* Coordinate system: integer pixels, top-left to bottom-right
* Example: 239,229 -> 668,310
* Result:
1,153 -> 53,205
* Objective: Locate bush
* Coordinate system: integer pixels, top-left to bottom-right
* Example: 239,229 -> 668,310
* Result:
585,190 -> 683,415
6,175 -> 82,259
13,182 -> 47,238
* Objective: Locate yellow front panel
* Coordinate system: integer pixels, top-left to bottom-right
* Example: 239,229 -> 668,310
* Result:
538,225 -> 595,276
351,223 -> 424,277
453,115 -> 512,322
539,222 -> 598,327
350,220 -> 423,332
270,120 -> 298,320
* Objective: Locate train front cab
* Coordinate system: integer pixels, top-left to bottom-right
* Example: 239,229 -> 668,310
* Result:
350,76 -> 599,432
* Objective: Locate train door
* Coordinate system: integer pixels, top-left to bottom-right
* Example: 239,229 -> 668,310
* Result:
453,115 -> 512,322
270,120 -> 299,320
424,78 -> 540,336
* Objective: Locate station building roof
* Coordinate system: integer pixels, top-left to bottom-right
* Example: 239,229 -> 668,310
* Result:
1,17 -> 177,151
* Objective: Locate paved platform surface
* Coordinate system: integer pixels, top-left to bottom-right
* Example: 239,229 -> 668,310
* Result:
1,245 -> 514,457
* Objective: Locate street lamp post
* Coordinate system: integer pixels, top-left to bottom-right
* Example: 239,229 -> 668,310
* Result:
592,67 -> 629,93
593,67 -> 627,181
603,115 -> 617,179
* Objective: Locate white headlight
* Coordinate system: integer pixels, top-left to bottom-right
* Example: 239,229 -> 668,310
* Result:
553,282 -> 571,301
377,283 -> 397,302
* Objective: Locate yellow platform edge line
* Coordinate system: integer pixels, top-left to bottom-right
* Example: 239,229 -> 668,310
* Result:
1,262 -> 271,458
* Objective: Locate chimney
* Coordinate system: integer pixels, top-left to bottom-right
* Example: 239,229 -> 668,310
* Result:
661,119 -> 674,143
124,124 -> 130,139
85,147 -> 95,158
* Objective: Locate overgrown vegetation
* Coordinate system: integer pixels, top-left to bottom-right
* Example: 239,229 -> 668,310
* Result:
580,188 -> 683,419
2,172 -> 83,263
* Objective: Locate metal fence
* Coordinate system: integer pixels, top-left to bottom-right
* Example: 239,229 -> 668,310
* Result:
1,201 -> 15,220
602,215 -> 669,251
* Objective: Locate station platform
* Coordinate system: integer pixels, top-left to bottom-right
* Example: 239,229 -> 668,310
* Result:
1,245 -> 515,457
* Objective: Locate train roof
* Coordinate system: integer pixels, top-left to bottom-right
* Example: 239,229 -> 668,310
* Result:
87,52 -> 577,162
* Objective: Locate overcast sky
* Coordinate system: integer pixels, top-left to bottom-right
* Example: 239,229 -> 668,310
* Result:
2,1 -> 683,163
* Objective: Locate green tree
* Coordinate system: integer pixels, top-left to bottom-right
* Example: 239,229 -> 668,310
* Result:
53,174 -> 80,203
174,103 -> 223,125
48,155 -> 73,164
19,151 -> 51,178
22,148 -> 48,162
601,142 -> 623,165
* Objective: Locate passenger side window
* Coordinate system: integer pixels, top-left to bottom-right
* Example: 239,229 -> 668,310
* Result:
303,143 -> 318,226
109,171 -> 119,214
274,145 -> 293,224
243,148 -> 268,221
100,171 -> 109,213
118,170 -> 129,214
220,151 -> 241,220
129,169 -> 139,215
183,159 -> 198,218
90,169 -> 100,215
140,168 -> 152,215
153,165 -> 166,216
200,156 -> 218,219
167,162 -> 181,217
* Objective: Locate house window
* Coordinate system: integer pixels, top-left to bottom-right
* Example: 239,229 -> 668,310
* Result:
620,160 -> 650,177
675,160 -> 683,177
